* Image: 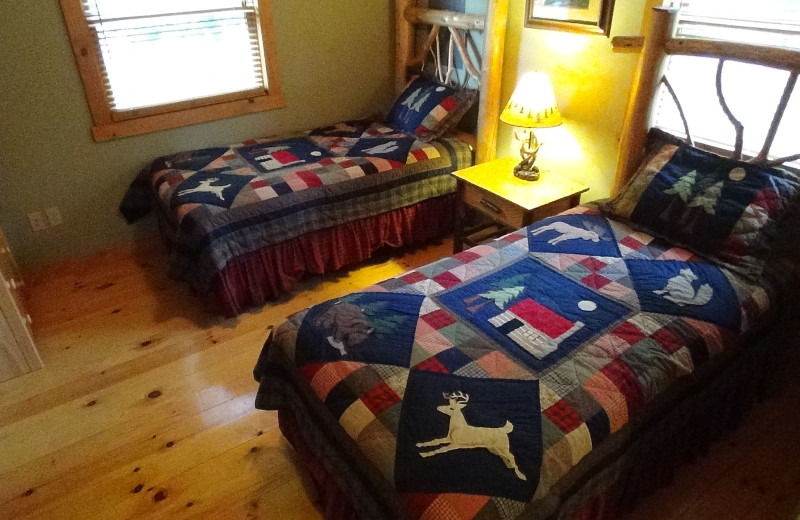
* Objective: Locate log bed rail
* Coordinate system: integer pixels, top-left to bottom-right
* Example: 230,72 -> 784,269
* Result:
613,6 -> 800,193
395,0 -> 508,165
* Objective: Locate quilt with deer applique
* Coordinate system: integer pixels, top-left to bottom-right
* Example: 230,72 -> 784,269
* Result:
254,205 -> 779,520
120,120 -> 472,295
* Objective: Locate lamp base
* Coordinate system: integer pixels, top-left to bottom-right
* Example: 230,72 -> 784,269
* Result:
513,164 -> 540,181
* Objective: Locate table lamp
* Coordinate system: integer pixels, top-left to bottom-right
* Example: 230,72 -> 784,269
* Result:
500,71 -> 562,181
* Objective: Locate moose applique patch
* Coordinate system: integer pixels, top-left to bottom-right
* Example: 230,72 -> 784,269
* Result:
528,214 -> 620,257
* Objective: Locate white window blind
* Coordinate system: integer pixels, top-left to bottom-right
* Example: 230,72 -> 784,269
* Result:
655,1 -> 800,163
82,0 -> 268,113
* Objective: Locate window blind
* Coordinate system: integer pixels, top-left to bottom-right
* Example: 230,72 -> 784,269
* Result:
655,1 -> 800,162
82,0 -> 267,113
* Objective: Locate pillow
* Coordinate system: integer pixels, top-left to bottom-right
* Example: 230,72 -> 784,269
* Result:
603,128 -> 800,279
386,76 -> 477,141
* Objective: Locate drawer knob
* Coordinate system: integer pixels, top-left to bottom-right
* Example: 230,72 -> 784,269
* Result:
479,198 -> 502,214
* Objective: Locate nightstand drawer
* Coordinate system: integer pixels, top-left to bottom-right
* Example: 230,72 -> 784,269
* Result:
451,158 -> 589,253
462,183 -> 525,228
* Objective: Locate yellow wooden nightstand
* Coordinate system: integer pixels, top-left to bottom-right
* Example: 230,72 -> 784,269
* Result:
451,157 -> 589,253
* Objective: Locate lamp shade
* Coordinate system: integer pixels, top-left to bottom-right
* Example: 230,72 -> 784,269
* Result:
500,71 -> 562,129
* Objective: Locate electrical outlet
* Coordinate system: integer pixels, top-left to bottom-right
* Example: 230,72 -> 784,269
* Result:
27,212 -> 47,232
46,206 -> 63,226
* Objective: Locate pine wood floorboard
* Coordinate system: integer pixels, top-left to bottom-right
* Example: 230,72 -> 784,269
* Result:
1,236 -> 798,519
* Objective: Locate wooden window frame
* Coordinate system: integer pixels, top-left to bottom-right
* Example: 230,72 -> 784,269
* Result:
59,0 -> 285,142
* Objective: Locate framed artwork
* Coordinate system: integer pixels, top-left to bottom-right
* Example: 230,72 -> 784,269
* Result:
525,0 -> 616,36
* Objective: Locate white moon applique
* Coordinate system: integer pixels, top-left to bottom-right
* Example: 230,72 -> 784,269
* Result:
729,167 -> 747,181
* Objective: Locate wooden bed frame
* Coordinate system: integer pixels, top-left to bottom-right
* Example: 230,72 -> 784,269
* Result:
395,0 -> 508,164
614,6 -> 800,193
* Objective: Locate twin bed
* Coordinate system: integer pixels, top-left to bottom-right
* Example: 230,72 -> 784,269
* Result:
121,2 -> 507,317
250,6 -> 800,520
121,2 -> 799,519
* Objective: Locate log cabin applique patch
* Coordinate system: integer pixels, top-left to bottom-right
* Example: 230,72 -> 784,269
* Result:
437,257 -> 630,374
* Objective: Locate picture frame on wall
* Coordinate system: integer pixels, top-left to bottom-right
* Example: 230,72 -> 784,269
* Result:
525,0 -> 616,36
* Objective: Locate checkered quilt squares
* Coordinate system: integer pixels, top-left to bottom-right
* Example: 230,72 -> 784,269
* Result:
421,308 -> 457,330
543,399 -> 582,434
371,364 -> 410,400
475,350 -> 522,379
357,418 -> 399,480
414,323 -> 454,360
599,359 -> 646,416
489,497 -> 527,520
564,423 -> 593,466
611,321 -> 647,346
361,381 -> 402,416
452,361 -> 491,379
414,356 -> 450,373
581,371 -> 629,434
419,493 -> 491,520
307,360 -> 365,402
339,398 -> 376,440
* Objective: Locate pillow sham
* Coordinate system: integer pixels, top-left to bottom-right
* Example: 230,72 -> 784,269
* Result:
386,76 -> 477,141
603,128 -> 800,279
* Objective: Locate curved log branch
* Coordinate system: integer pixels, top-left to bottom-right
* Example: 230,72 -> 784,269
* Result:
715,59 -> 744,160
445,33 -> 455,84
408,24 -> 441,69
661,76 -> 694,146
448,27 -> 481,81
756,70 -> 798,163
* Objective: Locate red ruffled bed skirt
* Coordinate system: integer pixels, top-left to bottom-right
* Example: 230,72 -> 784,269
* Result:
211,193 -> 457,316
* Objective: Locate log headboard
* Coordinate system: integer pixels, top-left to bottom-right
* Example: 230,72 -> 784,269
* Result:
614,6 -> 800,193
395,0 -> 509,165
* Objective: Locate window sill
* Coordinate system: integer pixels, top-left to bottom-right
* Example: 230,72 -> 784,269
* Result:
91,91 -> 286,142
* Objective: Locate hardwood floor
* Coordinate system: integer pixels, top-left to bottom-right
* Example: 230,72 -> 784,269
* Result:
1,237 -> 798,520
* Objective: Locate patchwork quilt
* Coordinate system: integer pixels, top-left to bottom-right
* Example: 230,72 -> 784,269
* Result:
120,120 -> 472,294
254,206 -> 778,520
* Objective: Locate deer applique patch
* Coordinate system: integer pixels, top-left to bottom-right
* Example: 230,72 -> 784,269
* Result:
395,371 -> 541,500
170,171 -> 254,210
177,177 -> 231,201
417,391 -> 527,481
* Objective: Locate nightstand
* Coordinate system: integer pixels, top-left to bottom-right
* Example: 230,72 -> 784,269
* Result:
452,157 -> 589,253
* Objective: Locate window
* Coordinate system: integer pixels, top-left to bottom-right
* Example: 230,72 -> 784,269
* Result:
654,1 -> 800,163
60,0 -> 284,141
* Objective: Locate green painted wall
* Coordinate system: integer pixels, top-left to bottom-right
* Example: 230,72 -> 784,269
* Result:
497,0 -> 648,201
0,1 -> 394,271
